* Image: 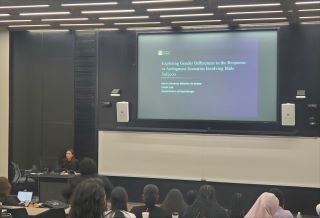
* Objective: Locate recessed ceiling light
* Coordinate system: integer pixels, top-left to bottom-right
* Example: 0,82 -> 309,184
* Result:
60,23 -> 105,26
171,20 -> 221,24
126,26 -> 172,30
9,24 -> 51,28
82,9 -> 135,14
28,29 -> 70,32
0,19 -> 32,23
0,14 -> 10,17
114,21 -> 161,25
132,0 -> 193,4
181,24 -> 228,29
298,9 -> 320,12
97,28 -> 120,31
160,13 -> 213,18
61,2 -> 118,7
299,16 -> 320,19
20,12 -> 70,16
239,22 -> 289,27
42,18 -> 89,22
218,3 -> 281,8
233,17 -> 287,22
99,16 -> 149,20
0,5 -> 49,9
147,6 -> 204,12
226,10 -> 283,15
301,21 -> 320,24
296,1 -> 320,5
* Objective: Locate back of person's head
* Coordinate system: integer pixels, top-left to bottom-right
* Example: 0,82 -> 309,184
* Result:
269,188 -> 285,208
199,185 -> 216,201
0,177 -> 11,197
69,178 -> 106,218
143,184 -> 159,208
111,186 -> 129,211
161,188 -> 187,215
230,192 -> 245,218
79,157 -> 98,176
244,192 -> 279,218
186,189 -> 198,206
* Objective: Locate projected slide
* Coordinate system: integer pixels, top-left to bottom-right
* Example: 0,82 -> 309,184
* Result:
138,31 -> 277,121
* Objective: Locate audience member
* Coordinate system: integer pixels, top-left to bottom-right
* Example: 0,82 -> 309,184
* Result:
63,157 -> 113,202
130,184 -> 170,218
269,188 -> 293,218
60,148 -> 79,172
69,178 -> 107,218
244,192 -> 279,218
183,185 -> 229,218
185,189 -> 198,206
229,192 -> 245,218
105,187 -> 136,218
0,177 -> 19,206
161,188 -> 187,217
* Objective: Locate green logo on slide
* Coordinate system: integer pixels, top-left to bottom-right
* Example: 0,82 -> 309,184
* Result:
158,50 -> 163,56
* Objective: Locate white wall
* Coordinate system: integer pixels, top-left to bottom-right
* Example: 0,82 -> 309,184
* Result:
0,29 -> 9,177
99,131 -> 320,188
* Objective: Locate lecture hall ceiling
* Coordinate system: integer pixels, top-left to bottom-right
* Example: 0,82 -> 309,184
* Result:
0,0 -> 320,30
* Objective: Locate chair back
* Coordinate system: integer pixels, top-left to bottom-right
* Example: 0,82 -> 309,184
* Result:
6,208 -> 28,218
1,213 -> 12,218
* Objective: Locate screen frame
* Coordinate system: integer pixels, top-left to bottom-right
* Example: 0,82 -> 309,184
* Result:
127,28 -> 281,133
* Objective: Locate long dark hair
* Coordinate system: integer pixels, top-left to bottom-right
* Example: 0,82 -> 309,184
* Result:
229,192 -> 245,218
69,178 -> 106,218
161,188 -> 187,216
183,185 -> 224,218
109,187 -> 129,218
143,184 -> 159,209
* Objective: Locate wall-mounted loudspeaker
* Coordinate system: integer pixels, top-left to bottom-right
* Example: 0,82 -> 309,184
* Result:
281,103 -> 295,126
116,101 -> 129,122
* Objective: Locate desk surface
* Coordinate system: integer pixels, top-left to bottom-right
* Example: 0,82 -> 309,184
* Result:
3,206 -> 49,217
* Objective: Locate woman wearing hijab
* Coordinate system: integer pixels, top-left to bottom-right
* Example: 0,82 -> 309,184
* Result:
183,185 -> 229,218
244,192 -> 279,218
161,188 -> 187,217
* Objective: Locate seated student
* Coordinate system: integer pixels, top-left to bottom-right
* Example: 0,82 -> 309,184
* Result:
244,192 -> 279,218
185,189 -> 198,206
229,192 -> 245,218
62,157 -> 113,202
60,148 -> 79,172
105,187 -> 136,218
0,177 -> 19,206
161,188 -> 187,217
269,188 -> 293,218
183,185 -> 229,218
130,184 -> 170,218
69,178 -> 107,218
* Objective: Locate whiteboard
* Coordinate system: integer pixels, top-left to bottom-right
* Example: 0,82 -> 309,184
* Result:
98,131 -> 320,188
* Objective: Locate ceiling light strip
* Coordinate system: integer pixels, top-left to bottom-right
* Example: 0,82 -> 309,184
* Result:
82,9 -> 135,14
114,21 -> 161,25
181,24 -> 228,29
239,22 -> 289,27
296,1 -> 320,5
171,19 -> 221,24
61,2 -> 118,7
28,29 -> 70,32
42,18 -> 89,22
218,3 -> 281,8
227,10 -> 283,15
0,19 -> 32,23
301,21 -> 320,24
60,23 -> 105,26
0,5 -> 49,9
233,17 -> 287,22
299,16 -> 320,19
147,6 -> 204,12
0,14 -> 10,16
9,24 -> 51,28
160,13 -> 213,18
298,9 -> 320,12
132,0 -> 193,4
99,16 -> 149,20
126,26 -> 171,30
20,12 -> 70,16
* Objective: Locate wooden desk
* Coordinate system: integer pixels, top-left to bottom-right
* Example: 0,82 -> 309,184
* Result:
3,206 -> 49,217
